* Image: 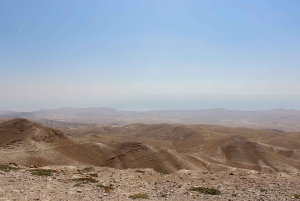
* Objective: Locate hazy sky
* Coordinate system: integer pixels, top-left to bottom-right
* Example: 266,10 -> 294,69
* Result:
1,0 -> 300,111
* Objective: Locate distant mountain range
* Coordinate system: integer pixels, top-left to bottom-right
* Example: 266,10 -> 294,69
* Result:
1,107 -> 300,131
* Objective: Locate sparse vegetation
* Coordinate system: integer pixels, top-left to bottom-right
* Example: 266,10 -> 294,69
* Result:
72,177 -> 97,183
89,173 -> 98,177
260,188 -> 268,193
232,193 -> 237,197
0,164 -> 17,172
135,169 -> 145,173
128,193 -> 149,199
160,171 -> 170,175
294,194 -> 300,199
189,187 -> 221,195
74,183 -> 84,187
31,169 -> 55,176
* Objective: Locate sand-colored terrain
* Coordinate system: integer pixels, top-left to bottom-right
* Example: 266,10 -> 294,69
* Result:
1,118 -> 300,200
1,119 -> 300,173
0,165 -> 300,201
60,123 -> 300,173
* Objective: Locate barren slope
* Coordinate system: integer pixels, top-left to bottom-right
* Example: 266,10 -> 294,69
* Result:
1,165 -> 300,201
0,119 -> 112,166
1,119 -> 300,173
60,123 -> 300,173
0,119 -> 199,172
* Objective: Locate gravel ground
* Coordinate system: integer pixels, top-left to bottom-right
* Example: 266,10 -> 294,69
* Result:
0,165 -> 300,201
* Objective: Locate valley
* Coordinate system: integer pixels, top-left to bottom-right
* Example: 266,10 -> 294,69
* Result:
0,118 -> 300,200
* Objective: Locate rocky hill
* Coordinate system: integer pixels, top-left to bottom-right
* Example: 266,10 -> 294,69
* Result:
1,119 -> 300,174
0,164 -> 299,200
1,119 -> 300,200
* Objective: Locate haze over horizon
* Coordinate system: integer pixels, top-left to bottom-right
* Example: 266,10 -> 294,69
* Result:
1,0 -> 300,111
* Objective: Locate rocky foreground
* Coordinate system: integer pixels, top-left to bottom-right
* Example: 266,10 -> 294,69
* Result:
0,164 -> 300,201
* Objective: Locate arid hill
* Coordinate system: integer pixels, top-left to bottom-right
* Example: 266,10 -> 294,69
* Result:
0,118 -> 112,167
1,119 -> 300,173
0,119 -> 196,173
0,116 -> 10,123
60,122 -> 300,173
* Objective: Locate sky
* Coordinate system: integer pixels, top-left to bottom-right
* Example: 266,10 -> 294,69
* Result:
1,0 -> 300,111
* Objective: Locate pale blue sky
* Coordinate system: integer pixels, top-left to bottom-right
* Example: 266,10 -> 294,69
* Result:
1,0 -> 300,111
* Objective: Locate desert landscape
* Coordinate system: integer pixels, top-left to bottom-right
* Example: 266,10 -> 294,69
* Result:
2,0 -> 300,200
0,117 -> 300,200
